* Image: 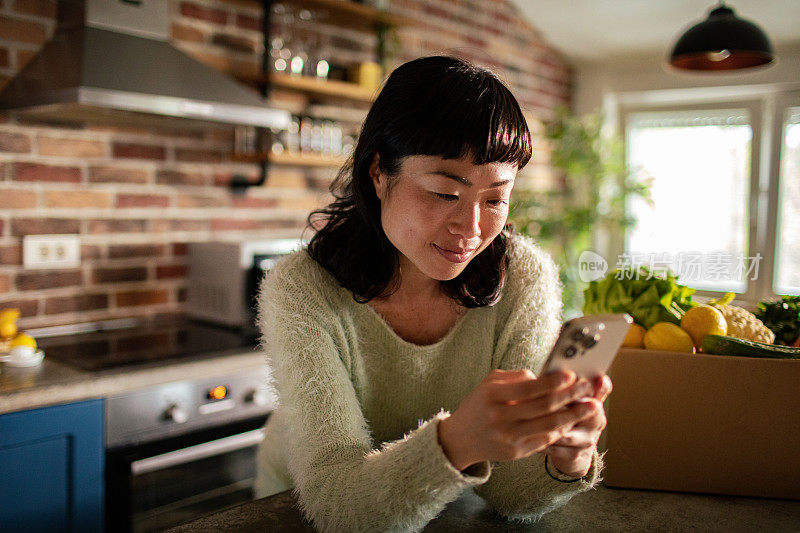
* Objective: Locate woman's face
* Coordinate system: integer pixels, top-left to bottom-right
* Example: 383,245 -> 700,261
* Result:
370,153 -> 517,285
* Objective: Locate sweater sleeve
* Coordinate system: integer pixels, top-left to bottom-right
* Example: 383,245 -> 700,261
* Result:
257,254 -> 490,533
473,238 -> 603,522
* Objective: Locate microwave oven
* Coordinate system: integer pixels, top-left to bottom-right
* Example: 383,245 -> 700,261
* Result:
187,239 -> 303,329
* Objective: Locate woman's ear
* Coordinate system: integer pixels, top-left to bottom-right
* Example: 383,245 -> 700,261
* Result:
369,153 -> 384,200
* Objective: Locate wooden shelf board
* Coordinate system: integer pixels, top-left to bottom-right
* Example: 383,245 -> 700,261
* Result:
232,0 -> 414,28
235,71 -> 378,103
232,151 -> 348,167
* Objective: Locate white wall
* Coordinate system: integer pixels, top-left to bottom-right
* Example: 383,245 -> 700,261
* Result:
573,46 -> 800,115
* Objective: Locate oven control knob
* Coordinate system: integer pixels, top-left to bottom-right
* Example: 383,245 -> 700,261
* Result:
245,389 -> 270,407
164,404 -> 188,424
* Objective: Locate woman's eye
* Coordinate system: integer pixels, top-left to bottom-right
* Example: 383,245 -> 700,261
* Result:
434,193 -> 458,201
488,199 -> 508,207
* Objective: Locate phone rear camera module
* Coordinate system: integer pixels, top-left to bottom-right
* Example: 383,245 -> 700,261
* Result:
571,327 -> 589,342
582,334 -> 600,349
564,345 -> 578,358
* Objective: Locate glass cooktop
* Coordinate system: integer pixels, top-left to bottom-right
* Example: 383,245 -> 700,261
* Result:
36,319 -> 259,372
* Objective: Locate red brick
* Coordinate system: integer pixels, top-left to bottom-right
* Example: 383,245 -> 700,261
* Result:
177,287 -> 188,302
0,131 -> 31,152
171,22 -> 205,43
87,219 -> 147,234
180,2 -> 227,25
112,142 -> 166,160
38,136 -> 105,158
15,48 -> 36,69
0,298 -> 38,317
230,196 -> 279,208
0,47 -> 9,68
11,218 -> 80,235
172,243 -> 188,256
81,244 -> 102,260
89,165 -> 149,184
14,162 -> 81,182
236,14 -> 261,32
156,169 -> 208,186
210,218 -> 258,231
150,219 -> 205,232
115,194 -> 170,208
44,293 -> 108,314
0,188 -> 36,208
0,244 -> 22,264
176,193 -> 226,208
0,273 -> 10,293
156,265 -> 188,279
16,269 -> 82,290
108,244 -> 166,259
92,267 -> 148,284
44,190 -> 112,208
0,16 -> 46,44
116,289 -> 169,307
12,0 -> 56,18
174,147 -> 226,163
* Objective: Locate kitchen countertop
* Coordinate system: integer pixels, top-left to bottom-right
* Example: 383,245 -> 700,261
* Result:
167,485 -> 800,532
0,347 -> 265,415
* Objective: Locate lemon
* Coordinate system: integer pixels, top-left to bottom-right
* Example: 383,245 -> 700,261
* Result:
0,308 -> 21,339
644,322 -> 696,353
0,308 -> 20,321
10,333 -> 37,351
680,304 -> 728,350
622,323 -> 647,348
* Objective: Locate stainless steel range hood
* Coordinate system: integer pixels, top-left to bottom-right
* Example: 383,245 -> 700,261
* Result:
0,0 -> 289,130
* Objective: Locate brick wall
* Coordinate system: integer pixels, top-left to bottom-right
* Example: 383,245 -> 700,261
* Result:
0,0 -> 571,329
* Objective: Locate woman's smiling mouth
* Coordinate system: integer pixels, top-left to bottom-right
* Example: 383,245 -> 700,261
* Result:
433,244 -> 476,263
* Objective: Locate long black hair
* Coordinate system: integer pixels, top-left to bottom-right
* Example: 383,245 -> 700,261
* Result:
306,55 -> 532,307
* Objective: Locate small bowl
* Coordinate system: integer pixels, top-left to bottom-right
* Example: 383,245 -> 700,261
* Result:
4,349 -> 44,367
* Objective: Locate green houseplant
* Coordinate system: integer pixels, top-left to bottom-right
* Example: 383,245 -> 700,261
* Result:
510,107 -> 652,317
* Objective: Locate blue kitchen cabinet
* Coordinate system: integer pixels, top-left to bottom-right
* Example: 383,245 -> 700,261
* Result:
0,399 -> 104,532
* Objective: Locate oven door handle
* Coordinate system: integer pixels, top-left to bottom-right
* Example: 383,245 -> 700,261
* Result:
130,428 -> 265,475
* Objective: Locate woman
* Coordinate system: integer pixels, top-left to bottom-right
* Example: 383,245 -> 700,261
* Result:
256,56 -> 611,532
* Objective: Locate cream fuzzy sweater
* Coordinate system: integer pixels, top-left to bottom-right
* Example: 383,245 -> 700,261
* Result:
255,235 -> 602,532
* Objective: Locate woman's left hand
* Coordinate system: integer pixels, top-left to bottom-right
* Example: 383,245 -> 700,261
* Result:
544,375 -> 612,478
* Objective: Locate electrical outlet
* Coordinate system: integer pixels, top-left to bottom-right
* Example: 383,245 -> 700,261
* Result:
23,234 -> 81,269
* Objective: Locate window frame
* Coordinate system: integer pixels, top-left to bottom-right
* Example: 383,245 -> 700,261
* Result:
613,88 -> 800,306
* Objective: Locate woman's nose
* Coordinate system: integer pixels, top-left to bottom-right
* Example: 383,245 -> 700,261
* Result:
449,202 -> 481,239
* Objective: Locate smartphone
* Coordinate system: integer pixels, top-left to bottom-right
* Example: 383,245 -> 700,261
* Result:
542,314 -> 633,379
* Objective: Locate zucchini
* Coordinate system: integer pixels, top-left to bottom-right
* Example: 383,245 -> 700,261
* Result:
701,335 -> 800,359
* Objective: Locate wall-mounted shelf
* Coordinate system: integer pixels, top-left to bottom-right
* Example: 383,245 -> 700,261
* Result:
235,71 -> 377,103
229,0 -> 414,30
232,151 -> 348,167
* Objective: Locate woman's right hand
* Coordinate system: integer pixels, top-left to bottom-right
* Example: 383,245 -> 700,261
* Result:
437,368 -> 597,471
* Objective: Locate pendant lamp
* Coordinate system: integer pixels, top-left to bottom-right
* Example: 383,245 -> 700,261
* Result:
668,2 -> 774,71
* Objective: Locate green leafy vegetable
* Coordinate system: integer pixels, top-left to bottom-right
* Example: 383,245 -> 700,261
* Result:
582,266 -> 697,328
754,295 -> 800,346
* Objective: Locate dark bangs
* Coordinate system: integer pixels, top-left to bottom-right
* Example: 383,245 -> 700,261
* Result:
307,56 -> 529,308
372,59 -> 531,175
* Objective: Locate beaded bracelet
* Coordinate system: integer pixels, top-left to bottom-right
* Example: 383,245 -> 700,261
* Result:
544,455 -> 584,483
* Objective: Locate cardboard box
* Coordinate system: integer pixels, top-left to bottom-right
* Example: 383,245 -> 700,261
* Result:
602,348 -> 800,500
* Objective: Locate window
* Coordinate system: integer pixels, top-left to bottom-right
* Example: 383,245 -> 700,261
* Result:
619,91 -> 799,303
774,107 -> 800,294
625,109 -> 752,293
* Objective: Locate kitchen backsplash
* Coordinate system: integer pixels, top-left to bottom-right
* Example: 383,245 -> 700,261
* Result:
0,0 -> 570,329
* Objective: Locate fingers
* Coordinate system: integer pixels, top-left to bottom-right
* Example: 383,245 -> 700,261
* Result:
487,369 -> 576,404
591,375 -> 613,402
505,379 -> 595,422
512,399 -> 597,449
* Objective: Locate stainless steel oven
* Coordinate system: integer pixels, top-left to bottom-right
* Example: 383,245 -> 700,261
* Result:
104,369 -> 274,533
